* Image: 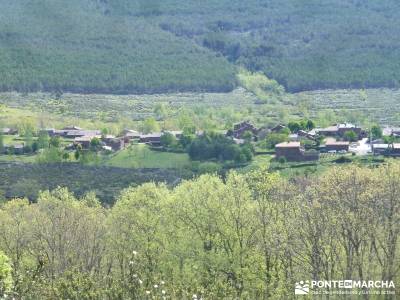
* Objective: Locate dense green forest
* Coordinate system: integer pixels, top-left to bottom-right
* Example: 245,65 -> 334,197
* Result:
0,164 -> 399,299
2,0 -> 400,93
0,0 -> 236,94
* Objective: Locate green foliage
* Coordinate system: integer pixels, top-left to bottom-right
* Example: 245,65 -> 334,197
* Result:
265,133 -> 288,149
278,156 -> 286,164
197,161 -> 222,174
371,124 -> 383,140
343,130 -> 358,142
50,136 -> 61,148
188,132 -> 253,163
37,132 -> 50,149
1,164 -> 399,298
237,69 -> 284,103
0,251 -> 12,297
1,1 -> 399,93
141,118 -> 160,134
159,0 -> 400,92
288,119 -> 315,133
79,151 -> 99,165
0,133 -> 4,153
36,147 -> 63,164
0,0 -> 235,94
287,121 -> 301,133
90,137 -> 101,152
160,132 -> 177,149
0,162 -> 183,204
53,270 -> 103,300
106,145 -> 191,169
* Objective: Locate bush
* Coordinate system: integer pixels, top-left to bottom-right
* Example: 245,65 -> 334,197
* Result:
23,145 -> 32,154
265,133 -> 288,149
160,132 -> 177,149
278,157 -> 287,164
188,132 -> 253,163
334,156 -> 352,164
198,162 -> 222,174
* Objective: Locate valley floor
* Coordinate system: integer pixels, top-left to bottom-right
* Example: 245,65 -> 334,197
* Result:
1,87 -> 400,202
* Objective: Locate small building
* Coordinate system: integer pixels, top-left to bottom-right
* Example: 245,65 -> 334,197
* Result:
373,143 -> 400,156
122,130 -> 141,143
256,127 -> 270,140
102,145 -> 113,152
298,130 -> 316,140
40,128 -> 56,136
74,136 -> 100,149
391,144 -> 400,155
271,124 -> 286,133
66,130 -> 101,139
165,130 -> 183,139
232,121 -> 258,139
15,144 -> 25,154
317,125 -> 339,136
233,138 -> 245,145
383,127 -> 400,137
275,142 -> 303,161
102,136 -> 125,151
51,129 -> 70,137
139,133 -> 163,146
63,125 -> 83,131
337,123 -> 362,137
289,134 -> 300,142
317,123 -> 363,139
275,142 -> 319,161
325,141 -> 349,152
372,144 -> 389,155
2,128 -> 18,135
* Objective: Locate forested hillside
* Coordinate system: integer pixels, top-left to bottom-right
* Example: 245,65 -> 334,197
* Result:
1,0 -> 400,93
0,0 -> 236,94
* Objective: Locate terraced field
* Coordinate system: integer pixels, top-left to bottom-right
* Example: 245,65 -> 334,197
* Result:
0,88 -> 258,121
2,88 -> 400,129
298,89 -> 400,126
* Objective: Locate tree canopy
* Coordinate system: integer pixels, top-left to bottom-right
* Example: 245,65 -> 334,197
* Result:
0,163 -> 399,298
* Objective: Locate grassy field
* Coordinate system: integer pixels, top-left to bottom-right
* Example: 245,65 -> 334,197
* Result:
104,145 -> 191,169
0,154 -> 36,163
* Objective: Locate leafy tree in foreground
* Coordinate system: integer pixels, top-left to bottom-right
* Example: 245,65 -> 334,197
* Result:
0,164 -> 399,298
0,251 -> 12,297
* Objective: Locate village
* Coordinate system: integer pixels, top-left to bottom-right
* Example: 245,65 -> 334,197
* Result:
1,126 -> 174,155
2,121 -> 400,163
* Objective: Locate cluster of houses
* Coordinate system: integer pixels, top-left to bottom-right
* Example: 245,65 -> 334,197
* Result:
217,121 -> 367,162
371,127 -> 400,157
1,125 -> 186,154
273,123 -> 400,161
41,126 -> 187,152
274,123 -> 367,162
4,122 -> 400,160
1,128 -> 25,154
